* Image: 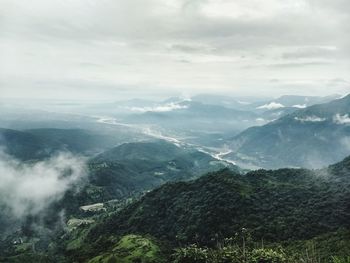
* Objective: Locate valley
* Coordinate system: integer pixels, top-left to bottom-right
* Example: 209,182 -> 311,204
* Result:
0,93 -> 350,262
2,2 -> 349,261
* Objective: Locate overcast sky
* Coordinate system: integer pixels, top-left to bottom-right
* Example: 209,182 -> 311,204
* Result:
0,0 -> 349,100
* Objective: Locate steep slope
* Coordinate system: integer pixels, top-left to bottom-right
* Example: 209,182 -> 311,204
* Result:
86,140 -> 234,202
226,94 -> 350,169
2,154 -> 350,262
88,156 -> 350,248
0,139 -> 234,253
49,140 -> 235,219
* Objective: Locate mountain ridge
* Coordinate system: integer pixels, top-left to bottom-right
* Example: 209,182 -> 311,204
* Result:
226,94 -> 350,169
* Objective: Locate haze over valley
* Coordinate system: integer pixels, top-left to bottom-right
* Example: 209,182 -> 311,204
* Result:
1,0 -> 350,262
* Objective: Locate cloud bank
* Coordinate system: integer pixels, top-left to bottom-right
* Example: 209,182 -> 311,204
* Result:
292,104 -> 307,108
0,0 -> 349,100
333,114 -> 350,125
257,102 -> 285,110
294,116 -> 327,122
0,151 -> 87,218
129,102 -> 188,113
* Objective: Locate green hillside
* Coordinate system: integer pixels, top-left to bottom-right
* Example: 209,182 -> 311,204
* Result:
1,142 -> 349,262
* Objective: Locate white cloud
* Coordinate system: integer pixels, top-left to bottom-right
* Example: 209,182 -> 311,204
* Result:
0,151 -> 86,218
129,102 -> 188,113
292,104 -> 307,108
257,102 -> 285,110
200,0 -> 309,19
0,0 -> 349,99
294,116 -> 326,122
333,113 -> 350,125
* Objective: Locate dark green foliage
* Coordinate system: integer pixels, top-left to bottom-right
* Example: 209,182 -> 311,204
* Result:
8,139 -> 232,237
0,252 -> 53,263
43,140 -> 234,224
88,234 -> 167,263
250,248 -> 286,263
84,140 -> 234,203
173,245 -> 210,263
172,236 -> 288,263
332,256 -> 350,263
89,156 -> 350,248
0,139 -> 233,261
1,134 -> 350,262
285,229 -> 350,261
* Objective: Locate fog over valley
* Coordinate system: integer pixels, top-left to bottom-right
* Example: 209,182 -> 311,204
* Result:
1,1 -> 350,262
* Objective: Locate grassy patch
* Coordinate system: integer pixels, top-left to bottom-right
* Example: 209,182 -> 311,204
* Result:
88,234 -> 166,263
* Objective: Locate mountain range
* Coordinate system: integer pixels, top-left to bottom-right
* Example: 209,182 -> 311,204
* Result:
14,154 -> 348,262
1,93 -> 350,262
0,128 -> 122,160
225,94 -> 350,169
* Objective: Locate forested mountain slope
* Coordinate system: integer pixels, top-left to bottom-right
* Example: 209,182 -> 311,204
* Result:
89,155 -> 350,246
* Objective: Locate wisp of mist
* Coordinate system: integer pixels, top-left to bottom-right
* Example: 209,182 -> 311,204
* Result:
0,151 -> 87,218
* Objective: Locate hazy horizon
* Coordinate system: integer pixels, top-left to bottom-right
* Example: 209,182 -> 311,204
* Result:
0,92 -> 347,105
1,2 -> 350,261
